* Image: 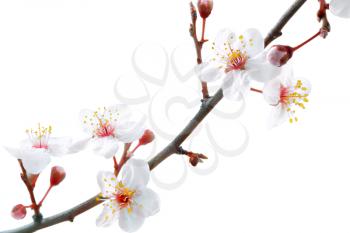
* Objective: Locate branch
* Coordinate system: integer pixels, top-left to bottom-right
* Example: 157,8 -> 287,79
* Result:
265,0 -> 308,46
17,160 -> 42,222
189,2 -> 209,99
1,1 -> 308,232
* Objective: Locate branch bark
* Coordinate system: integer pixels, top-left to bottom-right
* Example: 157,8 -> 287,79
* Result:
1,0 -> 308,232
265,0 -> 308,46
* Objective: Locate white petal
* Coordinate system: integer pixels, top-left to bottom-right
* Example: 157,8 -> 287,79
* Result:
263,78 -> 281,105
234,28 -> 264,58
195,63 -> 223,82
115,117 -> 146,143
96,200 -> 120,227
48,137 -> 72,156
268,104 -> 288,128
92,137 -> 119,159
221,72 -> 249,101
97,171 -> 118,198
246,52 -> 282,83
68,136 -> 91,153
330,0 -> 350,18
21,149 -> 51,174
214,28 -> 236,55
4,146 -> 21,159
119,208 -> 145,233
134,188 -> 160,217
121,159 -> 150,190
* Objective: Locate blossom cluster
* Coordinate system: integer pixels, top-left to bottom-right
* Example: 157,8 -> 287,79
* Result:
2,0 -> 350,232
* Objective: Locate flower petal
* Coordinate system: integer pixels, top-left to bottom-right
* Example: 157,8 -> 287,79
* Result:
214,28 -> 236,55
4,146 -> 21,158
222,72 -> 249,101
91,137 -> 119,159
119,208 -> 145,233
48,137 -> 72,156
330,0 -> 350,18
246,52 -> 282,83
97,171 -> 118,198
21,149 -> 52,174
115,117 -> 146,143
96,200 -> 120,227
234,28 -> 264,58
68,136 -> 91,153
263,78 -> 281,105
195,62 -> 224,82
268,104 -> 289,128
134,188 -> 160,217
121,159 -> 150,190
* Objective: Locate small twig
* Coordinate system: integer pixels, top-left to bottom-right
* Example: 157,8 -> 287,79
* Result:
114,143 -> 132,177
189,2 -> 209,99
17,160 -> 42,223
265,0 -> 308,47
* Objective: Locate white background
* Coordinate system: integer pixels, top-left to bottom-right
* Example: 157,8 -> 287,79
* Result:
1,0 -> 350,233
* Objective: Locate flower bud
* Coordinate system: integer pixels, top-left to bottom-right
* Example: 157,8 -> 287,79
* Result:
11,204 -> 27,220
50,166 -> 66,186
139,130 -> 155,146
197,0 -> 213,19
266,45 -> 293,67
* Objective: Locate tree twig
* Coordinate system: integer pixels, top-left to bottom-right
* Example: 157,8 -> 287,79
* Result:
265,0 -> 308,47
189,2 -> 209,99
17,160 -> 42,223
1,1 -> 308,232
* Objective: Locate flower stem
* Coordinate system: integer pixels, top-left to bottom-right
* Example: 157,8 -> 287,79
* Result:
38,186 -> 53,207
292,30 -> 321,52
201,18 -> 206,42
17,159 -> 42,222
250,88 -> 263,94
190,2 -> 209,99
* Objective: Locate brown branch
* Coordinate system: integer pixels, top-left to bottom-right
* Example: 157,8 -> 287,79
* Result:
1,1 -> 308,232
189,2 -> 209,99
17,160 -> 42,223
265,0 -> 308,47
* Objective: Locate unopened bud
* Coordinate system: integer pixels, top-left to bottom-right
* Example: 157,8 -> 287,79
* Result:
197,0 -> 213,19
11,204 -> 27,220
50,166 -> 66,186
266,45 -> 293,67
139,130 -> 155,146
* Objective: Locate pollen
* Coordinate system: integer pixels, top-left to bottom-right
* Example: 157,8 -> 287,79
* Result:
26,123 -> 52,149
83,107 -> 120,138
279,80 -> 310,124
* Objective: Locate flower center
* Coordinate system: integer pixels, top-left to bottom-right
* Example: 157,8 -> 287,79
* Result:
95,120 -> 115,138
83,107 -> 119,138
26,124 -> 52,149
115,182 -> 135,213
279,80 -> 310,123
225,49 -> 247,72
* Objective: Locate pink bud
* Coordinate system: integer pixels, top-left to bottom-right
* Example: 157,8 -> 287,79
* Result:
50,166 -> 66,186
197,0 -> 213,19
266,45 -> 293,67
11,204 -> 27,220
139,130 -> 155,146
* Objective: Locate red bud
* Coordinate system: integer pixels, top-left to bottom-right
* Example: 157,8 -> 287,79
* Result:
11,204 -> 27,220
197,0 -> 213,19
266,45 -> 293,67
139,130 -> 155,146
50,166 -> 66,186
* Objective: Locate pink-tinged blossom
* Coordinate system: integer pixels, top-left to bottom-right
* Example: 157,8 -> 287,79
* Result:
196,28 -> 281,100
5,124 -> 71,174
96,159 -> 160,232
263,67 -> 311,127
71,105 -> 146,159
